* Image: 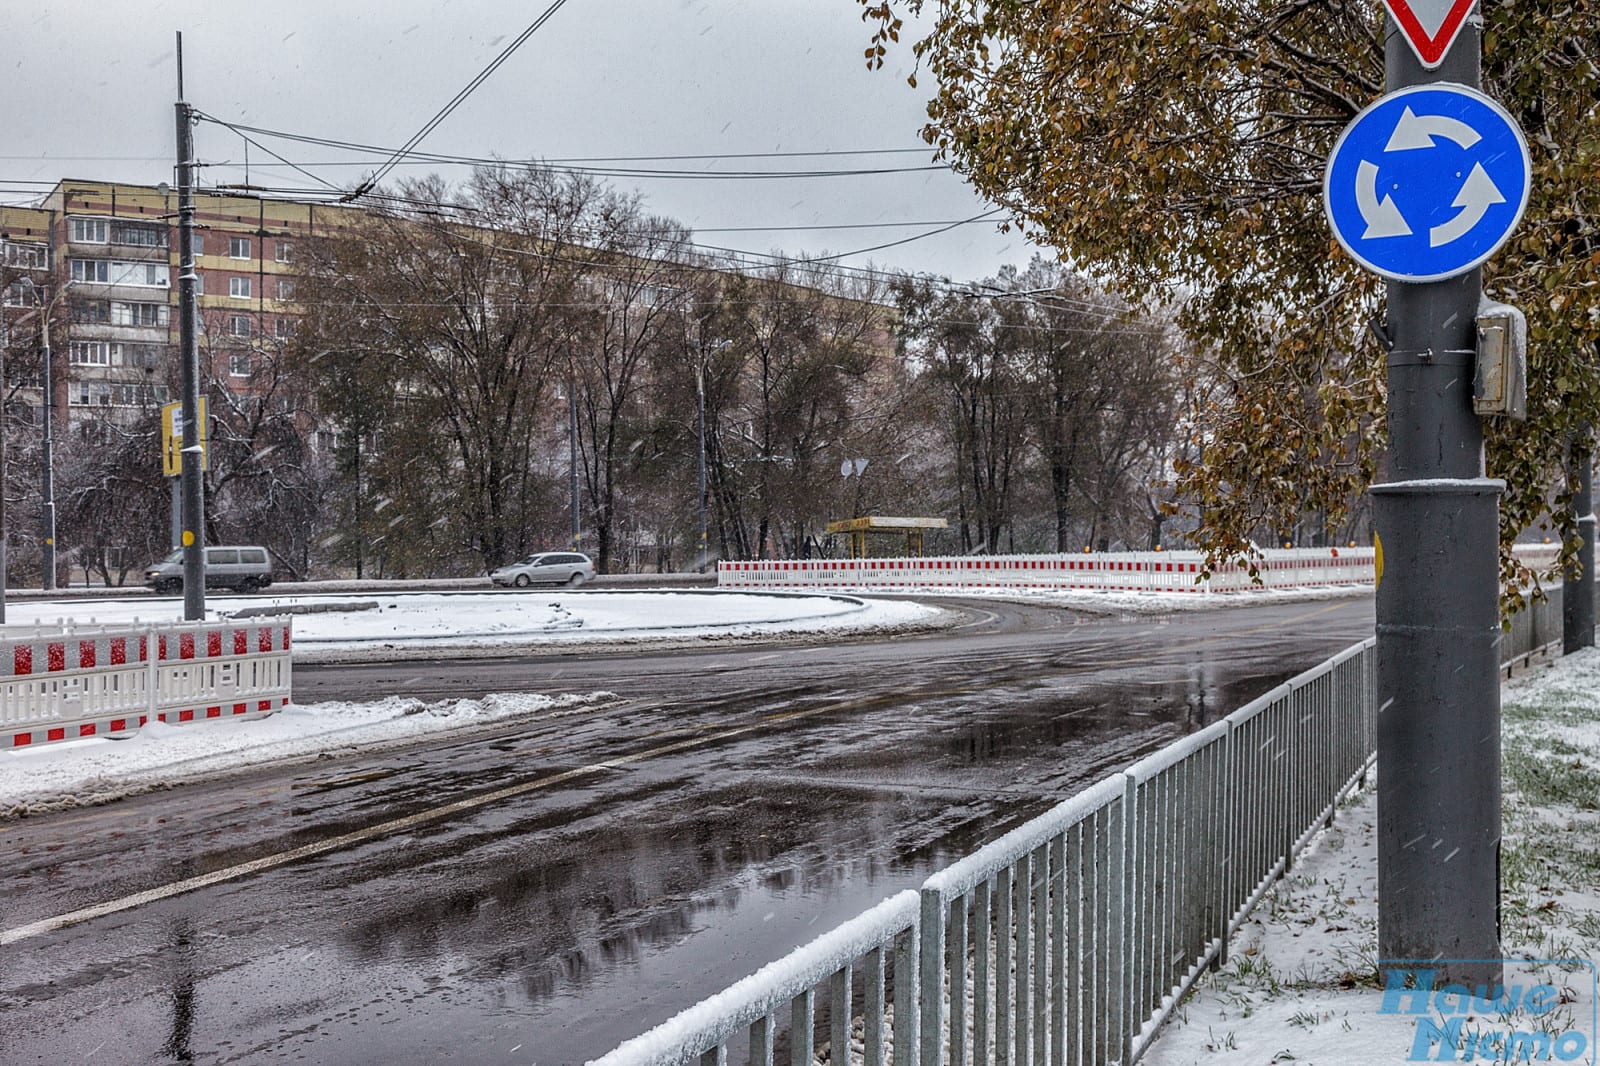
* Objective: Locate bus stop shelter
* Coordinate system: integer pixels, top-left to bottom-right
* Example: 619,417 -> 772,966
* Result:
825,516 -> 948,560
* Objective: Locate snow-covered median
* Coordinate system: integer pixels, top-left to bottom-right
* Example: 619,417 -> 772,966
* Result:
4,590 -> 949,659
0,690 -> 621,818
1144,650 -> 1600,1066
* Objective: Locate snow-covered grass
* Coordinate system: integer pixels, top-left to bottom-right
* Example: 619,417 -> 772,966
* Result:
1144,650 -> 1600,1066
0,690 -> 620,818
3,589 -> 950,659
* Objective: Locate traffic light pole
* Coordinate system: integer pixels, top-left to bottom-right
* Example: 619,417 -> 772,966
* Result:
1372,16 -> 1502,984
175,36 -> 206,621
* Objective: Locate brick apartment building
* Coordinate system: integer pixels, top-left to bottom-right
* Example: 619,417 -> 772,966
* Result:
1,179 -> 356,428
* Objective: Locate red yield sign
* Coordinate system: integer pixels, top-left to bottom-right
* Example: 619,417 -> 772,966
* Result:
1383,0 -> 1477,68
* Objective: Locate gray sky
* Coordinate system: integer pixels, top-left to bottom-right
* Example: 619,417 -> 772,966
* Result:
2,0 -> 1034,281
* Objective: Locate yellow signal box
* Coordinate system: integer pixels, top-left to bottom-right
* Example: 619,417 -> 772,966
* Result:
160,399 -> 209,477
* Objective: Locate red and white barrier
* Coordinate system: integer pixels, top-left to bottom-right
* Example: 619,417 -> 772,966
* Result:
717,549 -> 1370,593
719,543 -> 1564,593
1,618 -> 292,750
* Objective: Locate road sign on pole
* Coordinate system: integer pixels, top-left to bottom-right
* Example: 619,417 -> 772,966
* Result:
1324,83 -> 1530,282
1382,0 -> 1477,69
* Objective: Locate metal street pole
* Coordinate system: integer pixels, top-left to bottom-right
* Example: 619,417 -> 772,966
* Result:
568,378 -> 579,550
696,360 -> 707,572
39,298 -> 55,591
1372,13 -> 1502,984
0,319 -> 7,623
175,34 -> 206,621
1564,428 -> 1595,653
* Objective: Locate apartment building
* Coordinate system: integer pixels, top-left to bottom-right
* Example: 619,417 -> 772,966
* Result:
0,179 -> 353,426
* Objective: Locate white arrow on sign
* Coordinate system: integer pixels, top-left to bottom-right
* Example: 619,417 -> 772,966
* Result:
1356,161 -> 1412,239
1429,163 -> 1506,247
1384,106 -> 1481,151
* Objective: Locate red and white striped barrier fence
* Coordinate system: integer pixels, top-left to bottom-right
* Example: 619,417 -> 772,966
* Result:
718,549 -> 1375,592
719,543 -> 1564,593
1,617 -> 292,751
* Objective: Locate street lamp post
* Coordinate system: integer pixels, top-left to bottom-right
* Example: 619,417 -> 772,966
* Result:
39,296 -> 56,591
15,276 -> 66,593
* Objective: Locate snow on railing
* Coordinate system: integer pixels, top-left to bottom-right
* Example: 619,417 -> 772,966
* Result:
592,601 -> 1564,1066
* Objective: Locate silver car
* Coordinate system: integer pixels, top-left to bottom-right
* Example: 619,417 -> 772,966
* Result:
145,545 -> 273,593
490,552 -> 595,588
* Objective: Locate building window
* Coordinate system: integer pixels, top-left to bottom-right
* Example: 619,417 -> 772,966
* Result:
70,341 -> 115,366
229,237 -> 251,260
1,240 -> 47,269
124,344 -> 163,370
72,299 -> 112,324
275,317 -> 295,340
70,259 -> 169,287
276,278 -> 295,301
229,351 -> 252,377
229,314 -> 253,338
229,276 -> 252,299
1,284 -> 24,308
110,221 -> 167,248
110,302 -> 169,327
193,272 -> 204,294
69,218 -> 109,243
193,234 -> 204,256
70,259 -> 110,283
69,383 -> 155,408
275,241 -> 293,263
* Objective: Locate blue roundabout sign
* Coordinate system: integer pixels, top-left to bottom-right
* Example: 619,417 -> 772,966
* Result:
1323,83 -> 1531,282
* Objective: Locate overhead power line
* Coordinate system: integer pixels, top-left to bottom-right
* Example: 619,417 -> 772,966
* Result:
191,118 -> 947,181
348,0 -> 576,201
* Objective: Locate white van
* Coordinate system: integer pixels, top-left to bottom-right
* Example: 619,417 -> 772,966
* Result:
145,546 -> 273,593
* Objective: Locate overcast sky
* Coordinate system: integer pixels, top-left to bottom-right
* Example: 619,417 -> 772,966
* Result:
1,1 -> 1036,281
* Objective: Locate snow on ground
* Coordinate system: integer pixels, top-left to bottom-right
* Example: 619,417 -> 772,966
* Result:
0,690 -> 621,819
828,582 -> 1372,615
3,590 -> 949,659
1144,650 -> 1600,1066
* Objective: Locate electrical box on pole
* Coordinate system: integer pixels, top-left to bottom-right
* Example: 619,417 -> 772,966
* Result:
1473,300 -> 1528,420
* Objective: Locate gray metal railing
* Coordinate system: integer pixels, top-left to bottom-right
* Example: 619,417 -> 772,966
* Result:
595,640 -> 1378,1066
1502,583 -> 1561,673
595,600 -> 1566,1066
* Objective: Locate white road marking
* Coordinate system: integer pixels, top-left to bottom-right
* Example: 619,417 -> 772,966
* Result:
0,699 -> 849,946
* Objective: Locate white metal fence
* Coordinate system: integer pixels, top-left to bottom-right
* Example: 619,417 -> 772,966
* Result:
0,617 -> 293,750
593,594 -> 1565,1066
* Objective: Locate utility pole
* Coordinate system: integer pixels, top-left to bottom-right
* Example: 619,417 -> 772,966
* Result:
0,312 -> 7,622
568,378 -> 579,551
175,32 -> 206,621
1368,8 -> 1502,985
1564,428 -> 1595,653
696,360 -> 707,572
39,293 -> 56,591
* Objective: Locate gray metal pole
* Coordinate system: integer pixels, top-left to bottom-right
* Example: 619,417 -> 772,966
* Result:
568,379 -> 579,550
170,478 -> 182,552
175,38 -> 206,621
0,335 -> 6,623
1564,430 -> 1594,653
696,361 -> 707,572
39,308 -> 55,591
1373,15 -> 1502,985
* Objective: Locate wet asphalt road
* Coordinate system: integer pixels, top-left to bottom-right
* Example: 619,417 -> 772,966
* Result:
0,594 -> 1375,1065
